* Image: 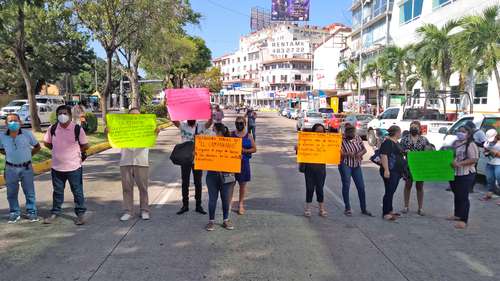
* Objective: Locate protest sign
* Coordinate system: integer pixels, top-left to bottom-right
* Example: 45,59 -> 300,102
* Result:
194,135 -> 242,173
407,150 -> 454,181
106,114 -> 157,148
297,132 -> 342,164
165,88 -> 211,121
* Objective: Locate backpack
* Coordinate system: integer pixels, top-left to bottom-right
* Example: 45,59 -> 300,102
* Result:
170,124 -> 198,166
50,123 -> 87,161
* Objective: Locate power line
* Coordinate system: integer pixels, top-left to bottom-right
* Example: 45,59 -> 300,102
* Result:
205,0 -> 251,18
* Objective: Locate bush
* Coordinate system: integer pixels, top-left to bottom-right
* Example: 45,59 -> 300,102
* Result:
141,104 -> 168,118
50,111 -> 57,124
82,112 -> 98,134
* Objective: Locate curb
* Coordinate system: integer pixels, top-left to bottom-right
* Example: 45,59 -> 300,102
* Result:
0,122 -> 171,188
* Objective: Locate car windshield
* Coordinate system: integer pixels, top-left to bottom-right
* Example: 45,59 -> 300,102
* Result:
6,101 -> 26,107
355,115 -> 373,121
307,112 -> 322,118
36,98 -> 48,104
19,104 -> 29,112
318,108 -> 334,114
403,109 -> 444,120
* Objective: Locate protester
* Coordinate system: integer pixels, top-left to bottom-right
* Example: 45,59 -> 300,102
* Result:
400,121 -> 431,215
464,121 -> 487,147
302,124 -> 328,217
229,116 -> 257,215
480,129 -> 499,204
339,123 -> 372,217
205,123 -> 236,231
213,105 -> 224,124
43,105 -> 89,225
172,118 -> 213,215
447,125 -> 479,229
246,108 -> 257,140
115,108 -> 160,221
0,114 -> 41,223
379,125 -> 405,221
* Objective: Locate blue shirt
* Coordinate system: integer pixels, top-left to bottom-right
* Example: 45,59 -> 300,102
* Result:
0,129 -> 39,164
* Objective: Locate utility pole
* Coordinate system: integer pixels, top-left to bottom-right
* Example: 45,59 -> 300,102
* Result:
358,0 -> 364,113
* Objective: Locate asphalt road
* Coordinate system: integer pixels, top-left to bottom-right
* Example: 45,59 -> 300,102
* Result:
0,112 -> 499,281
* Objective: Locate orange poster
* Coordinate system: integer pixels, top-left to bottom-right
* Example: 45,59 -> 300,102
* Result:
194,135 -> 242,173
297,132 -> 342,164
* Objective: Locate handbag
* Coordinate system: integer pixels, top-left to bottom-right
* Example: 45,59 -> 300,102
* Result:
170,141 -> 194,166
221,173 -> 236,184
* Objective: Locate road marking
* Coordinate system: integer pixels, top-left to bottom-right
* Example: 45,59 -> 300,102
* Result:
453,251 -> 494,277
155,188 -> 175,208
323,182 -> 345,207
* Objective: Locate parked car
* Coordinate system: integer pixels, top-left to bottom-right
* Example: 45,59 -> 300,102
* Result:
367,107 -> 454,146
318,107 -> 334,118
281,108 -> 290,117
341,114 -> 374,139
290,109 -> 300,119
18,103 -> 52,126
35,95 -> 65,112
324,113 -> 346,131
432,113 -> 500,176
297,111 -> 324,131
0,99 -> 28,119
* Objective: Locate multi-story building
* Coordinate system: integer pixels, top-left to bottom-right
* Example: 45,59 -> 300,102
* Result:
212,23 -> 329,108
389,0 -> 499,113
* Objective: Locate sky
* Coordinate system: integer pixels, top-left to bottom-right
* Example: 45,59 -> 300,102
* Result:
91,0 -> 353,60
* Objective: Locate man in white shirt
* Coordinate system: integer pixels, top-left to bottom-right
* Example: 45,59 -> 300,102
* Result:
173,118 -> 213,215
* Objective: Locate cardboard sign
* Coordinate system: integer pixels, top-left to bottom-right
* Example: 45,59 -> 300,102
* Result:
106,114 -> 157,148
165,88 -> 211,121
407,150 -> 454,182
194,135 -> 242,173
297,132 -> 342,164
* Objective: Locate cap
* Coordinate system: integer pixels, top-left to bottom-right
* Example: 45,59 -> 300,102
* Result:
485,129 -> 498,143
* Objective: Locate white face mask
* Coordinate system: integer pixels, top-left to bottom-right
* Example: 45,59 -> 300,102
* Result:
57,114 -> 70,124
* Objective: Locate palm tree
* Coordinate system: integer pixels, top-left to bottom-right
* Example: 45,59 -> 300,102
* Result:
416,20 -> 461,91
380,45 -> 414,101
412,44 -> 438,93
460,5 -> 500,101
362,57 -> 385,114
336,62 -> 358,110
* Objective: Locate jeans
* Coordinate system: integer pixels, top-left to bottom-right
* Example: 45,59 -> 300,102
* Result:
304,164 -> 326,203
181,164 -> 203,207
485,164 -> 500,193
380,170 -> 401,216
338,163 -> 367,212
206,172 -> 232,221
51,167 -> 86,215
248,126 -> 256,140
5,165 -> 36,216
450,173 -> 475,223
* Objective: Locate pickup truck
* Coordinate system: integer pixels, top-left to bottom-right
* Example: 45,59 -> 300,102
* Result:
366,107 -> 454,146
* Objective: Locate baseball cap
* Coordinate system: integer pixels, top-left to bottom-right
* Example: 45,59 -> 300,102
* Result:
485,129 -> 498,143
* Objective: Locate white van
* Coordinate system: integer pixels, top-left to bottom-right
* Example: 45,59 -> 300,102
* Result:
0,99 -> 28,119
35,95 -> 65,112
18,103 -> 52,126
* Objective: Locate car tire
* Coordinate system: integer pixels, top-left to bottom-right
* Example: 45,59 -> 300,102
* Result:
367,129 -> 376,147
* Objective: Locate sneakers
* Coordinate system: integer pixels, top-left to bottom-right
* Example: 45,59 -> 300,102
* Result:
43,214 -> 58,224
141,211 -> 150,220
26,213 -> 39,222
206,221 -> 215,231
7,214 -> 21,224
120,213 -> 132,221
176,206 -> 189,215
75,214 -> 86,225
222,220 -> 234,230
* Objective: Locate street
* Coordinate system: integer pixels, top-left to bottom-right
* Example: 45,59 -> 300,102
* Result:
0,112 -> 499,281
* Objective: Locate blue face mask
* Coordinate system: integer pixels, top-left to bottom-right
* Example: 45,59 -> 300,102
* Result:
456,132 -> 467,141
7,121 -> 20,132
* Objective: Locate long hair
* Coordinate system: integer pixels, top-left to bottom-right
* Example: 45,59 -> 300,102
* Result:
214,123 -> 229,137
311,123 -> 326,133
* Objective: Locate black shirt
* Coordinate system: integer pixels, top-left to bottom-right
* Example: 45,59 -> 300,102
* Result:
380,139 -> 405,173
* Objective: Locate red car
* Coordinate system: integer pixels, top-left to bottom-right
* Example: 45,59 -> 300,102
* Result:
324,113 -> 346,131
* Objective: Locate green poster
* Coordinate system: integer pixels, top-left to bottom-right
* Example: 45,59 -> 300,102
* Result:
106,114 -> 157,148
407,150 -> 454,182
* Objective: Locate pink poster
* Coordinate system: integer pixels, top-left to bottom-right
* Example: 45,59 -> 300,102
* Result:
165,88 -> 211,121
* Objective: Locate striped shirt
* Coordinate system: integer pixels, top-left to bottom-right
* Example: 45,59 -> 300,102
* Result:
341,135 -> 365,167
453,140 -> 479,176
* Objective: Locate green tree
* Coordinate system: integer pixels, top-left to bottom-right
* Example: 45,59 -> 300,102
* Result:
380,45 -> 414,100
362,57 -> 386,114
186,67 -> 223,93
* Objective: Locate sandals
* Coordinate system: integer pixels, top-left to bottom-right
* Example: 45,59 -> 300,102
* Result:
319,209 -> 328,217
446,215 -> 460,221
304,208 -> 312,217
383,214 -> 397,221
401,207 -> 409,214
454,221 -> 467,229
344,209 -> 353,216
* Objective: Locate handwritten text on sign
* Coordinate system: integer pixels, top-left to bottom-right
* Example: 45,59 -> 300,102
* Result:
297,132 -> 342,164
407,150 -> 454,182
106,114 -> 157,148
194,136 -> 242,173
165,88 -> 211,121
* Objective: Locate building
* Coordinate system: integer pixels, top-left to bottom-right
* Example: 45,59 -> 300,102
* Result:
389,0 -> 499,113
212,23 -> 330,108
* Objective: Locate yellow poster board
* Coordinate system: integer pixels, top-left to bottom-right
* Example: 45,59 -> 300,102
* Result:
194,135 -> 242,173
106,114 -> 157,148
330,97 -> 339,113
297,132 -> 342,164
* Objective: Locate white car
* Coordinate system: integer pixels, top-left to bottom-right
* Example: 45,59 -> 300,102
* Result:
35,95 -> 65,112
18,103 -> 52,126
290,109 -> 300,120
297,111 -> 324,131
0,99 -> 28,119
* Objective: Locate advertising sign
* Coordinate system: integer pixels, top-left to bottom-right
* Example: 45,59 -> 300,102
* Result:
270,39 -> 310,57
271,0 -> 310,21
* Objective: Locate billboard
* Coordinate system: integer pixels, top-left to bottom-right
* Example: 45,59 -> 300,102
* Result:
271,0 -> 310,21
251,7 -> 271,32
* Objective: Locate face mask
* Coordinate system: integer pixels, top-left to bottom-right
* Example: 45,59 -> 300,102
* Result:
410,127 -> 419,136
235,122 -> 245,131
57,114 -> 70,124
456,132 -> 467,141
187,120 -> 196,126
7,121 -> 20,132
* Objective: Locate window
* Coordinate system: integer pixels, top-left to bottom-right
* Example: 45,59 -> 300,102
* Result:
474,83 -> 488,104
352,8 -> 361,29
433,0 -> 452,9
372,0 -> 387,18
280,75 -> 287,82
294,74 -> 301,81
399,0 -> 423,24
448,117 -> 473,135
450,86 -> 460,104
380,108 -> 399,119
481,118 -> 500,132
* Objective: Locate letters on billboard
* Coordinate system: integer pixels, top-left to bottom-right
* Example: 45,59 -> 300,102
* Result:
271,0 -> 310,21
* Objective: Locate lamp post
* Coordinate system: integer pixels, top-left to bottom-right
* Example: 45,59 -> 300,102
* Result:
358,0 -> 364,113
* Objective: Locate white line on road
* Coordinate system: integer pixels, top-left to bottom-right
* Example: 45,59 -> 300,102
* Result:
155,188 -> 175,209
453,251 -> 494,277
323,182 -> 345,207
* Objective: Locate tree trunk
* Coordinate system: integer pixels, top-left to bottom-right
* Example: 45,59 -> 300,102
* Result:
101,50 -> 113,126
14,4 -> 41,132
128,51 -> 141,109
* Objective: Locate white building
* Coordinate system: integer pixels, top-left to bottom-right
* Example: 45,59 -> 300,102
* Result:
389,0 -> 500,113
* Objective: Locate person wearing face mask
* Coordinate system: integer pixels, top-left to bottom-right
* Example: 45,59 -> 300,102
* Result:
379,125 -> 405,221
172,117 -> 213,215
481,129 -> 500,204
0,114 -> 41,223
447,126 -> 479,229
339,123 -> 372,217
399,121 -> 431,216
229,116 -> 257,215
43,105 -> 89,225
